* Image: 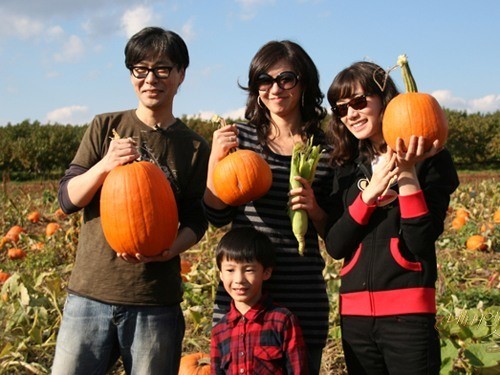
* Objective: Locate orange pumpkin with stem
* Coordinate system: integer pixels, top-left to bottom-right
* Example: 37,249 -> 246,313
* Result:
178,353 -> 210,375
211,115 -> 272,206
100,160 -> 178,257
382,54 -> 448,151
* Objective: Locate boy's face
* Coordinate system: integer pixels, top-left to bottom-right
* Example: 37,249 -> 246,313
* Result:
130,56 -> 185,112
219,257 -> 272,314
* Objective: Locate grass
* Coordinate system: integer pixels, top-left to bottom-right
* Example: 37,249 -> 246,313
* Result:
0,171 -> 498,374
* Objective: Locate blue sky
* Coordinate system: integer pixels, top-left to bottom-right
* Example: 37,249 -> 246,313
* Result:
1,0 -> 499,126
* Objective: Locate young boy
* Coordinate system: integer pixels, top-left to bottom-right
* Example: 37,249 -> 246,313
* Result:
210,227 -> 309,375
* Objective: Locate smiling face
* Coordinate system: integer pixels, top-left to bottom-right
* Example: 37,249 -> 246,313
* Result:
336,82 -> 385,145
258,59 -> 302,120
130,57 -> 185,113
219,257 -> 272,315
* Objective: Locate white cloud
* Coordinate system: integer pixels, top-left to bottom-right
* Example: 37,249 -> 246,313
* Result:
46,25 -> 65,41
432,90 -> 500,114
121,6 -> 156,38
236,0 -> 276,20
181,18 -> 196,42
223,107 -> 246,120
53,35 -> 85,63
188,107 -> 246,121
0,10 -> 44,39
469,94 -> 500,113
432,90 -> 467,111
46,105 -> 90,125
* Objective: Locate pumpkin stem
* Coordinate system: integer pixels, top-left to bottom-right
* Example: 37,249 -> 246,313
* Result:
211,114 -> 226,129
211,115 -> 237,154
198,357 -> 211,366
397,54 -> 418,93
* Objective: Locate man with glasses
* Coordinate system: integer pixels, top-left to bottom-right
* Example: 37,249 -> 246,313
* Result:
52,27 -> 210,375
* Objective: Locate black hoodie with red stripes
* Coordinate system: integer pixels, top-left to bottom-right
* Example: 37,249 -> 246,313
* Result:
325,148 -> 459,317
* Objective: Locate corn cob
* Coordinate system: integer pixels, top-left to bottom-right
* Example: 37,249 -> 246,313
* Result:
289,136 -> 323,255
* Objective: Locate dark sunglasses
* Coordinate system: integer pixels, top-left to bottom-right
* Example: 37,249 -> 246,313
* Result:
255,71 -> 300,91
331,95 -> 369,118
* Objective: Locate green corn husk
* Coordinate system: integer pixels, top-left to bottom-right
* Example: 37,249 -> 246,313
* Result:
289,136 -> 323,255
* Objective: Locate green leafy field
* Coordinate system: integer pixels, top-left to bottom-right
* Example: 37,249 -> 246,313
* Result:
0,173 -> 498,374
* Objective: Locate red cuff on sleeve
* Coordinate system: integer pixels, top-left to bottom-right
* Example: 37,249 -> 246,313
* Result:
399,190 -> 429,218
349,193 -> 376,225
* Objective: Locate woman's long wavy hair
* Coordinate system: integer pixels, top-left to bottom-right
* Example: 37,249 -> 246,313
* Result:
326,61 -> 399,166
240,40 -> 326,145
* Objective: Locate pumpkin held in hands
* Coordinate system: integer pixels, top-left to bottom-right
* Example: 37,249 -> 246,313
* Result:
100,161 -> 178,257
382,54 -> 448,151
213,149 -> 273,206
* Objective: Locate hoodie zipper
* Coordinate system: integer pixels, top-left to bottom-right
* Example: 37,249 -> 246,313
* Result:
357,161 -> 377,315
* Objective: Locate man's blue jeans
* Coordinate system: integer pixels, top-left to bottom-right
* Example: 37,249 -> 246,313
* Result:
51,294 -> 185,375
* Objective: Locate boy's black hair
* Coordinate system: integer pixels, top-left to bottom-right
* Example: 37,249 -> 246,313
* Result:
215,227 -> 276,270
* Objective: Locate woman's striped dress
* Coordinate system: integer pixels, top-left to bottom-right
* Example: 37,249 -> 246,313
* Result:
204,122 -> 334,347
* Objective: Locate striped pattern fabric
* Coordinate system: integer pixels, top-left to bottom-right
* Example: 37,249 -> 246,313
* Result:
205,122 -> 334,346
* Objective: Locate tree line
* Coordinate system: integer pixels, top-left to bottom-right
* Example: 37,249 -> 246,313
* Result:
1,109 -> 498,181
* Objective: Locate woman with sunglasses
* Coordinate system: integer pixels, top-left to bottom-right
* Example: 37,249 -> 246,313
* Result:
203,40 -> 334,374
324,61 -> 459,374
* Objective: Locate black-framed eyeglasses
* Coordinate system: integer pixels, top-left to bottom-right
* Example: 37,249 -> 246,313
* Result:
331,95 -> 369,118
128,65 -> 173,79
255,71 -> 300,91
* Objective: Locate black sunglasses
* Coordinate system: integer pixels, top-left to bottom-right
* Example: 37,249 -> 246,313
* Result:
332,95 -> 369,118
255,71 -> 300,91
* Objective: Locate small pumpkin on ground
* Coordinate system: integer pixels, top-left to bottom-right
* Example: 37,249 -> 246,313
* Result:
46,222 -> 61,236
178,352 -> 210,375
180,259 -> 192,282
8,248 -> 27,260
4,225 -> 25,244
451,216 -> 467,230
494,209 -> 500,224
0,271 -> 11,284
27,211 -> 41,223
54,208 -> 68,220
466,235 -> 488,251
382,54 -> 448,151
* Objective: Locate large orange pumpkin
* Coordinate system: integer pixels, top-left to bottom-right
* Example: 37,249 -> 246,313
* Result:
100,161 -> 178,257
213,149 -> 272,206
178,353 -> 210,375
382,54 -> 448,151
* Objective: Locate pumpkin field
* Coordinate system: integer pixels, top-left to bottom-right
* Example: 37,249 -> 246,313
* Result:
0,171 -> 498,374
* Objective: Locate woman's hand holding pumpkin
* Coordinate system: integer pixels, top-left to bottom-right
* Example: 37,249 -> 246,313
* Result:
210,124 -> 239,163
394,135 -> 442,195
394,135 -> 441,172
